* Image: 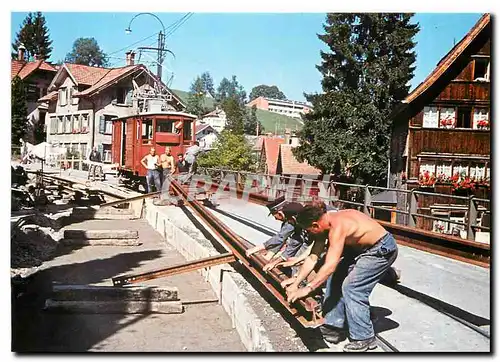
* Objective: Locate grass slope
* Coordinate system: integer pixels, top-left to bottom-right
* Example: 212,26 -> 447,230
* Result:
172,89 -> 303,134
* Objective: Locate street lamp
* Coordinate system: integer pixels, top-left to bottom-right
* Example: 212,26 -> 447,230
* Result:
125,12 -> 166,79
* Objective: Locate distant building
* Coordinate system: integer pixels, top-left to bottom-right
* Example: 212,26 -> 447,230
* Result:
246,96 -> 312,119
258,136 -> 285,175
276,144 -> 321,176
196,123 -> 218,149
200,107 -> 226,133
11,46 -> 58,143
40,51 -> 185,163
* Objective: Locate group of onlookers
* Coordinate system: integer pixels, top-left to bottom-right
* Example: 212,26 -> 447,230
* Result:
140,141 -> 202,193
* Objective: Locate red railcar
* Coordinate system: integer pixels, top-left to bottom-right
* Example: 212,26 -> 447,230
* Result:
112,111 -> 197,189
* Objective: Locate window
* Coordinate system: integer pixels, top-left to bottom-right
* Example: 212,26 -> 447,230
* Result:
439,107 -> 456,128
423,106 -> 439,128
104,115 -> 115,135
142,119 -> 153,141
81,143 -> 88,159
456,107 -> 472,129
81,114 -> 89,130
50,117 -> 57,134
66,116 -> 73,133
59,88 -> 67,106
58,117 -> 63,133
436,162 -> 452,178
474,58 -> 490,81
156,120 -> 174,133
453,163 -> 469,177
103,144 -> 112,163
473,108 -> 489,129
469,163 -> 486,179
71,87 -> 79,105
419,161 -> 435,175
183,120 -> 192,140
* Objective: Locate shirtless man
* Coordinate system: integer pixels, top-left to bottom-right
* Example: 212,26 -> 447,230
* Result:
282,206 -> 398,352
159,147 -> 176,185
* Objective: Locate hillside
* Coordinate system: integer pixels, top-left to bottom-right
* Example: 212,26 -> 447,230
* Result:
171,89 -> 303,135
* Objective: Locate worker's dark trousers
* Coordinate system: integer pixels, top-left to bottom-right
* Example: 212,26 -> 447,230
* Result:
322,233 -> 398,340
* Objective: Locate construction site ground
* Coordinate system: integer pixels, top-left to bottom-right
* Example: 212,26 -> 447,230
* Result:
12,217 -> 245,352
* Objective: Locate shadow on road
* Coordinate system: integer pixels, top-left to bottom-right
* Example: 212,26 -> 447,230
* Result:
12,249 -> 162,352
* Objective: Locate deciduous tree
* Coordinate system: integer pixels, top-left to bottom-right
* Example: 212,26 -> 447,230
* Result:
197,130 -> 256,171
65,37 -> 108,67
249,84 -> 286,101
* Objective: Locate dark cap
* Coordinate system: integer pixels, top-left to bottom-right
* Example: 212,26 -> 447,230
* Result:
281,202 -> 304,219
266,196 -> 286,215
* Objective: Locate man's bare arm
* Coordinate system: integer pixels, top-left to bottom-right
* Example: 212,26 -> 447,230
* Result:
286,238 -> 326,288
140,156 -> 148,169
306,224 -> 346,290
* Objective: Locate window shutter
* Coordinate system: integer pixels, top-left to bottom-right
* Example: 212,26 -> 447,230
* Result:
99,115 -> 106,134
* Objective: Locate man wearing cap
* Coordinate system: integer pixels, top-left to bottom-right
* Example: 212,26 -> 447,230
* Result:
246,198 -> 308,273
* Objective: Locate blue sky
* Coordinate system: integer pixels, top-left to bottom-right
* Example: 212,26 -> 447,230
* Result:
11,12 -> 483,101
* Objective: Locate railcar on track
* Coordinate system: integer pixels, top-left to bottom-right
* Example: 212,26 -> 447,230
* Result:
111,111 -> 197,190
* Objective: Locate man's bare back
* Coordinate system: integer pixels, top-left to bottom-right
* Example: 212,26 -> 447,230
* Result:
324,209 -> 387,248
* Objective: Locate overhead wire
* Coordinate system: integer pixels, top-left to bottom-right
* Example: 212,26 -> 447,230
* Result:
107,12 -> 193,57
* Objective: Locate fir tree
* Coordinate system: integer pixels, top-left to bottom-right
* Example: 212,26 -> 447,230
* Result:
11,76 -> 27,146
244,105 -> 264,135
293,13 -> 419,185
215,76 -> 246,106
12,12 -> 53,61
186,76 -> 206,117
221,97 -> 245,135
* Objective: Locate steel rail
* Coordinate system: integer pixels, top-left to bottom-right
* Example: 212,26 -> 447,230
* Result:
100,191 -> 161,207
193,180 -> 490,268
170,178 -> 322,327
112,252 -> 236,286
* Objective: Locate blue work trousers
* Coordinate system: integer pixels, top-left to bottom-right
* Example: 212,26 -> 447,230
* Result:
146,169 -> 161,193
322,233 -> 398,340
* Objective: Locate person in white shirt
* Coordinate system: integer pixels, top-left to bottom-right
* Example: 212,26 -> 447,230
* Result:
184,141 -> 202,174
140,147 -> 161,193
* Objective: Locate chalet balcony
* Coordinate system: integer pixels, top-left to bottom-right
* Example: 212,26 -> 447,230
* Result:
410,128 -> 490,156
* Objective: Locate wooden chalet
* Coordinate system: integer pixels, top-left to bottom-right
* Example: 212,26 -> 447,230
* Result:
388,14 -> 491,237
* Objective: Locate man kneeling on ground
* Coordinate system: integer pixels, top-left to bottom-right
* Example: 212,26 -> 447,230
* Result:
283,206 -> 398,352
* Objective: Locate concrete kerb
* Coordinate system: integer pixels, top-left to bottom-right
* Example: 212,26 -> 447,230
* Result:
144,200 -> 274,352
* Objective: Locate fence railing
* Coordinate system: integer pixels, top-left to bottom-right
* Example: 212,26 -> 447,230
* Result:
198,167 -> 490,242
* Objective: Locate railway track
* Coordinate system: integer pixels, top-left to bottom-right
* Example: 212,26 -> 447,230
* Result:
28,172 -> 490,351
202,193 -> 490,352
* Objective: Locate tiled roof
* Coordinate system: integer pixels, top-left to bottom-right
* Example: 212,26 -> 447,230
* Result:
404,14 -> 490,105
11,59 -> 57,80
64,63 -> 110,85
263,137 -> 285,175
196,123 -> 215,134
76,65 -> 138,96
11,60 -> 25,79
278,144 -> 321,175
38,91 -> 58,102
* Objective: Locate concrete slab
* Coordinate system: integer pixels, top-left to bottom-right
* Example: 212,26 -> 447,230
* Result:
63,229 -> 139,239
50,285 -> 178,301
144,200 -> 308,352
44,300 -> 183,314
61,239 -> 142,246
12,218 -> 245,352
